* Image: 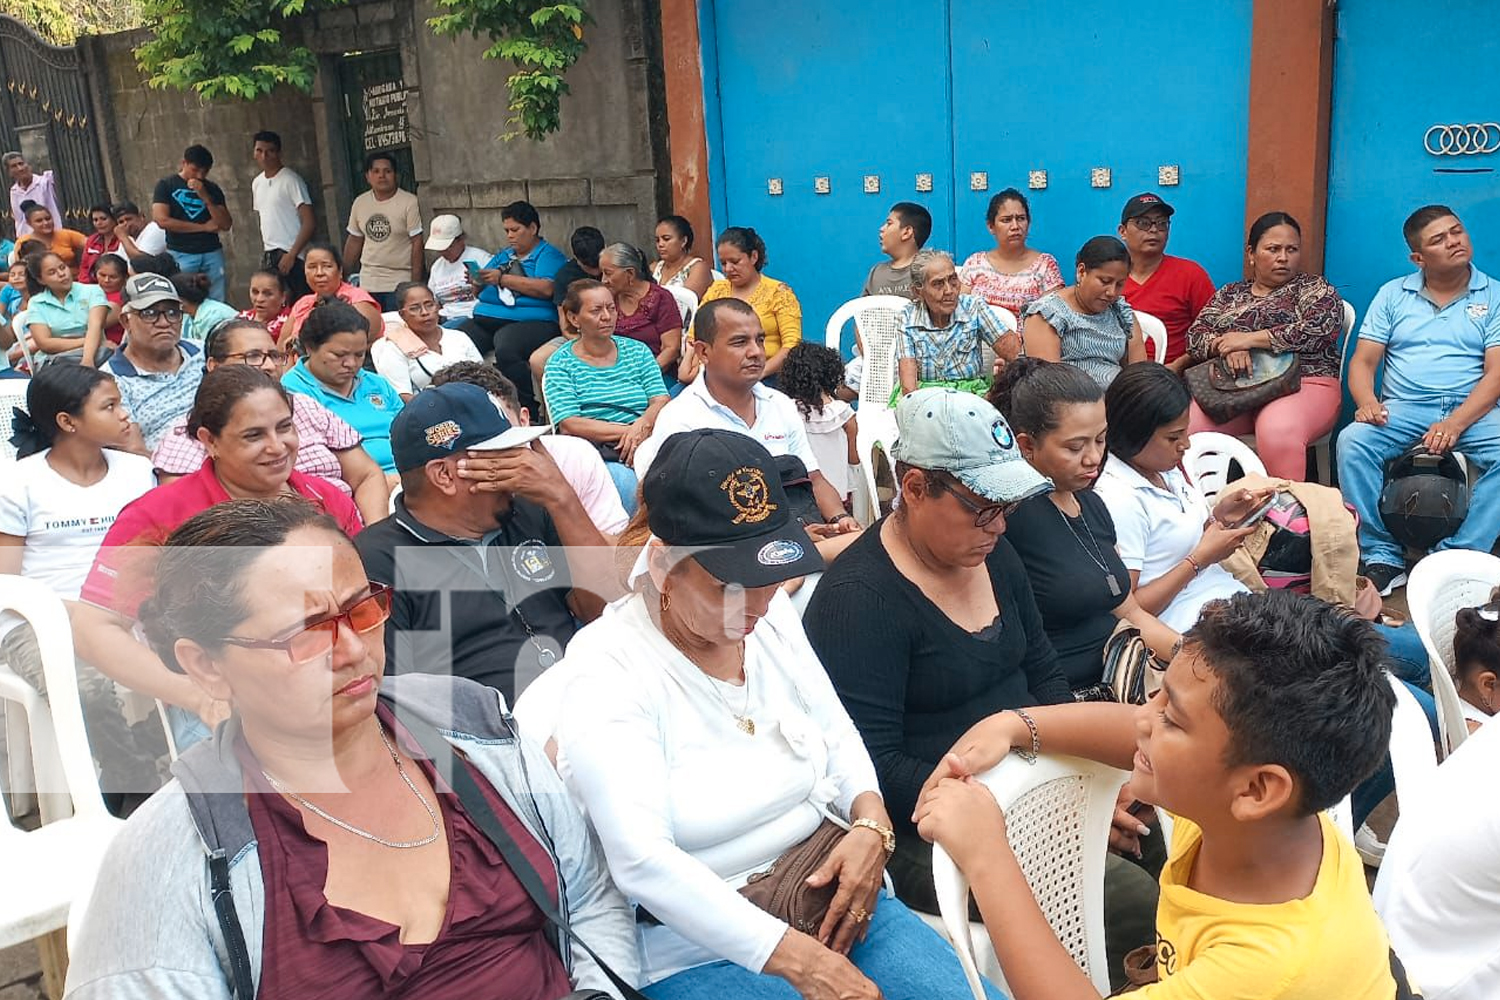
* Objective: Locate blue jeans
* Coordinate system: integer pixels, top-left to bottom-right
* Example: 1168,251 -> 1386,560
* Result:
168,249 -> 227,301
1337,396 -> 1500,565
606,460 -> 639,517
1374,620 -> 1429,687
642,892 -> 1006,1000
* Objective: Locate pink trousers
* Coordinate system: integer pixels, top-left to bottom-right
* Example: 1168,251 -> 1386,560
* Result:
1188,375 -> 1341,481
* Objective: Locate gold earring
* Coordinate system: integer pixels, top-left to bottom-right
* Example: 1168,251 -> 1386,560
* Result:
660,589 -> 671,613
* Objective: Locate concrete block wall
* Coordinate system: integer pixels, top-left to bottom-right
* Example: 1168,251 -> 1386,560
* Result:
88,30 -> 325,308
81,0 -> 668,307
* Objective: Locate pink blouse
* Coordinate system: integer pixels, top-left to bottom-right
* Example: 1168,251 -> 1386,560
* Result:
960,251 -> 1065,317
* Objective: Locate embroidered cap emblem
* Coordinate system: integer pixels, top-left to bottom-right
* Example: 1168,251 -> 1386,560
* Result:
757,539 -> 804,566
425,420 -> 462,449
720,466 -> 778,525
992,419 -> 1014,450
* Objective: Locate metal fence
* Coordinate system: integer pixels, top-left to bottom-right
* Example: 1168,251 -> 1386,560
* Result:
0,14 -> 108,233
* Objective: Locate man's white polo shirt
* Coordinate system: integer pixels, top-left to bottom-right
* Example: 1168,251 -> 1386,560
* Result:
633,374 -> 820,479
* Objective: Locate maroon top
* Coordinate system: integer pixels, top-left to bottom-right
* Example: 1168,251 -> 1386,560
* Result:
241,707 -> 572,999
614,282 -> 683,355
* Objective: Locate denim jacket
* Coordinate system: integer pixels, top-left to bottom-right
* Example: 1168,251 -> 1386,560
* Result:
64,673 -> 638,998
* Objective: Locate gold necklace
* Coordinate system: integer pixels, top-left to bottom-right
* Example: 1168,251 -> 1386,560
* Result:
662,614 -> 755,735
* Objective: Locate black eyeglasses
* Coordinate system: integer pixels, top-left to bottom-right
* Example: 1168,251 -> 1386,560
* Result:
220,584 -> 393,664
1130,217 -> 1172,233
137,306 -> 183,323
929,475 -> 1018,527
220,349 -> 289,367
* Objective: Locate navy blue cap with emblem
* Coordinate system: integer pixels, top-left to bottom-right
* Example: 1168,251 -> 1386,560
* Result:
389,382 -> 550,472
642,429 -> 825,588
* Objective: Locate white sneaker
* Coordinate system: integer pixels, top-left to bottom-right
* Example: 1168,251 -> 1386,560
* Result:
1355,821 -> 1386,867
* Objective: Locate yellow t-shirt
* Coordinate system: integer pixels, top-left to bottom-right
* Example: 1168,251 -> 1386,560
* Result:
694,275 -> 803,359
1140,813 -> 1406,999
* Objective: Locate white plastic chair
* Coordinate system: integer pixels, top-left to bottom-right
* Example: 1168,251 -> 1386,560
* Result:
0,376 -> 28,461
980,305 -> 1018,378
1182,431 -> 1267,506
932,753 -> 1129,998
823,293 -> 910,358
0,576 -> 126,959
1405,549 -> 1499,758
1136,310 -> 1168,365
7,307 -> 37,376
666,284 -> 699,332
853,335 -> 901,522
1386,672 -> 1439,811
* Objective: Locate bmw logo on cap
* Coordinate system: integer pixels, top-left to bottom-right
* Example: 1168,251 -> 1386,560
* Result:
991,419 -> 1014,450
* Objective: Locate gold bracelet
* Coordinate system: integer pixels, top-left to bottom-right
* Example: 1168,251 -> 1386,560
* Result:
850,817 -> 896,856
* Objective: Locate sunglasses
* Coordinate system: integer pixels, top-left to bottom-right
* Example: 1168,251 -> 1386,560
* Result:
929,474 -> 1018,527
220,584 -> 393,664
137,306 -> 183,323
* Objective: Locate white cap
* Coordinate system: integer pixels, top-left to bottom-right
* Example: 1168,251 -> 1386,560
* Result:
425,214 -> 463,252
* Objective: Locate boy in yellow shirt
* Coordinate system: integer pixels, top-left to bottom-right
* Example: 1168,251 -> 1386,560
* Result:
915,590 -> 1419,999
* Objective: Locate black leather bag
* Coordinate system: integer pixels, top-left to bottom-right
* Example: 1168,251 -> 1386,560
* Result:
1183,349 -> 1300,424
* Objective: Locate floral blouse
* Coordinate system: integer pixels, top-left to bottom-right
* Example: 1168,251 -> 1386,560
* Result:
959,251 -> 1065,317
1185,272 -> 1342,378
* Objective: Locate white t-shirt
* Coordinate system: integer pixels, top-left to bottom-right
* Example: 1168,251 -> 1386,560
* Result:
633,375 -> 821,480
556,590 -> 880,985
1095,453 -> 1247,632
1374,719 -> 1500,1000
428,246 -> 492,320
251,168 -> 312,254
369,327 -> 483,395
133,222 -> 168,257
0,450 -> 156,636
538,434 -> 630,535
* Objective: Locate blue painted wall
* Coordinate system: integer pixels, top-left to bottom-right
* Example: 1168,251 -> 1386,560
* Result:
1324,0 -> 1500,325
700,0 -> 1254,354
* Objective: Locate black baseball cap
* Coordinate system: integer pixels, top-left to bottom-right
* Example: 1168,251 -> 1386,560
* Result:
643,429 -> 824,588
1120,192 -> 1175,224
389,382 -> 548,472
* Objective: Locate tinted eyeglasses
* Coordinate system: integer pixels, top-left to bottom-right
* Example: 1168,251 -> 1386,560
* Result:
220,349 -> 290,367
137,305 -> 183,323
1130,216 -> 1172,233
220,584 -> 393,664
929,474 -> 1018,527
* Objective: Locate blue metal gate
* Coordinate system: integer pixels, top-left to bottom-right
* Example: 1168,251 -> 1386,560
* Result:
701,0 -> 1253,349
1324,0 -> 1500,322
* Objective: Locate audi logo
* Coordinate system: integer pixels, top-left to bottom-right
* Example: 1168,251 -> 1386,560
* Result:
1425,123 -> 1500,156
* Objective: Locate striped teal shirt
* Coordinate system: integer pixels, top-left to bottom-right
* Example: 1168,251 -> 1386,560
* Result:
543,337 -> 668,424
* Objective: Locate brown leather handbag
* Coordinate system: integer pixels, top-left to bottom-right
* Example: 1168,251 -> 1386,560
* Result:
739,819 -> 846,934
1184,349 -> 1301,424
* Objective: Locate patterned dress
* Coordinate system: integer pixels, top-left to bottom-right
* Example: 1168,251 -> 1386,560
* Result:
960,251 -> 1065,316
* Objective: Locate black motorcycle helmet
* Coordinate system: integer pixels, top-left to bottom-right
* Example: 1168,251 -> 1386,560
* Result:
1378,444 -> 1469,551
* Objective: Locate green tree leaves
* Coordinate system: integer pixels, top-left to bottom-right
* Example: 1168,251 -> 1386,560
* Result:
426,0 -> 588,140
127,0 -> 587,141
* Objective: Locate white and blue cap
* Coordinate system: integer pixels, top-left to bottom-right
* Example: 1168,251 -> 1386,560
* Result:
890,387 -> 1053,504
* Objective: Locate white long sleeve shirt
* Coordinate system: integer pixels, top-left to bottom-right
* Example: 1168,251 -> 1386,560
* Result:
557,590 -> 881,985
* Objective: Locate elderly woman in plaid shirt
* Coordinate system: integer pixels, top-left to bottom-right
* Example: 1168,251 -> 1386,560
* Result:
895,249 -> 1020,399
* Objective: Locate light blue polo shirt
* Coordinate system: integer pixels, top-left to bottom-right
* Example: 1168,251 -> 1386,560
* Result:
474,239 -> 567,324
1360,266 -> 1500,403
282,361 -> 403,472
27,281 -> 107,338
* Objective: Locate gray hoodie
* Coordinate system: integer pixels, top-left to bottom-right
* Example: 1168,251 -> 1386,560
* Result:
64,673 -> 638,999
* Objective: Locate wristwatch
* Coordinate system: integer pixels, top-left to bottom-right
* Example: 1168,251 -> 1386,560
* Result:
851,818 -> 896,856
